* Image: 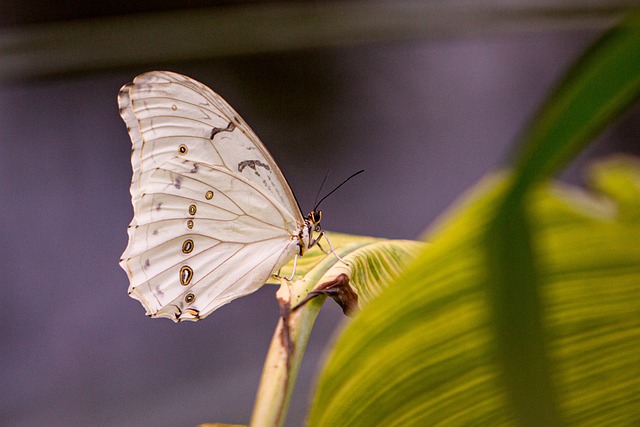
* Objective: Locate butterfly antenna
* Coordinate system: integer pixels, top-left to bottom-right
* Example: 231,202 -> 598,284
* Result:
314,170 -> 364,211
313,169 -> 331,209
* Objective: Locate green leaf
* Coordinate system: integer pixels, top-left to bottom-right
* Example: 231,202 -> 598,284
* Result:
511,12 -> 640,189
307,158 -> 640,426
338,239 -> 425,308
311,15 -> 640,425
485,13 -> 640,423
307,14 -> 640,426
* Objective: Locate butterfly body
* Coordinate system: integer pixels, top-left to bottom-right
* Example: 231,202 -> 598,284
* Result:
118,71 -> 320,322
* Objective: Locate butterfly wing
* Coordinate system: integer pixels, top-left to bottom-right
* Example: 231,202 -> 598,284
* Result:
118,71 -> 304,322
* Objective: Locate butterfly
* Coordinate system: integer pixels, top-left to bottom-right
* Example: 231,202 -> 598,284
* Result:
118,71 -> 338,322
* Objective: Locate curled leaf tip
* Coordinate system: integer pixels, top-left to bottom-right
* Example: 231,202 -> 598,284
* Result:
295,273 -> 359,316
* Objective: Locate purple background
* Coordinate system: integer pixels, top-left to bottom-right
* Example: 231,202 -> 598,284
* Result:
2,20 -> 638,427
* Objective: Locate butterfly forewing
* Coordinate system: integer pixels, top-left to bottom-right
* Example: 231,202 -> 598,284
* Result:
119,71 -> 305,322
121,71 -> 300,214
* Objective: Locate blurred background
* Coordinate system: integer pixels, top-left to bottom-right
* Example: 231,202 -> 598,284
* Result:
2,2 -> 639,426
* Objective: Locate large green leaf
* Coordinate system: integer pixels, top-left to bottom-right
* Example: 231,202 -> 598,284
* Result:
308,12 -> 640,424
307,158 -> 640,426
485,12 -> 640,423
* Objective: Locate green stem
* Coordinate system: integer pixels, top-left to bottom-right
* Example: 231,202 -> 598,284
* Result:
249,244 -> 361,427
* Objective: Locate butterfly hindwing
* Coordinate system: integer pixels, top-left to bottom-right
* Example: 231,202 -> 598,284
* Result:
119,72 -> 305,321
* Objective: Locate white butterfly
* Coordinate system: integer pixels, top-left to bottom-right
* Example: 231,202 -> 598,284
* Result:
118,71 -> 327,322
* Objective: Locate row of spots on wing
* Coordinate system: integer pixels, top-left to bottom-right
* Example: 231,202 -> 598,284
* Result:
177,184 -> 216,309
127,79 -> 222,321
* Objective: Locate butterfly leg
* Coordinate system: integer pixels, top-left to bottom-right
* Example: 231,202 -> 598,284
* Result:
314,232 -> 349,265
274,254 -> 299,281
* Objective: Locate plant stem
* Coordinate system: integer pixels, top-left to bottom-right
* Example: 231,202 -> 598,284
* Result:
250,245 -> 358,427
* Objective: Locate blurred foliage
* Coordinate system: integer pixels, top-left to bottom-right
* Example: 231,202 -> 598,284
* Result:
0,1 -> 634,81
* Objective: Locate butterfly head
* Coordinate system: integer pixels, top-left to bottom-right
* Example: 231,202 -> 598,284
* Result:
306,210 -> 323,232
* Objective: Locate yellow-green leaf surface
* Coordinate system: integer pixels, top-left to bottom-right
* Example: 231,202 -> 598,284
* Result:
335,239 -> 425,308
250,234 -> 422,427
265,232 -> 379,285
308,158 -> 640,426
267,232 -> 423,310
